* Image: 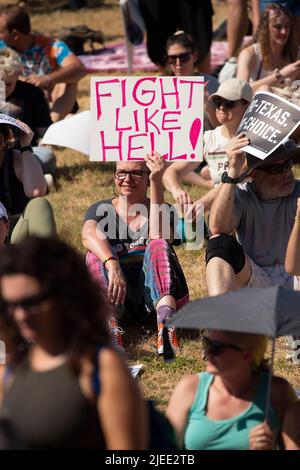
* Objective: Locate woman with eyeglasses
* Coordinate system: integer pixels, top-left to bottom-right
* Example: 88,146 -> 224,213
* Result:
163,78 -> 252,211
82,152 -> 189,356
166,330 -> 296,450
237,4 -> 300,97
0,236 -> 147,449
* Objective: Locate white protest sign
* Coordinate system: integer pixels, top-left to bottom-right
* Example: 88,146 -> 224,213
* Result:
0,113 -> 30,134
90,76 -> 204,161
237,91 -> 300,159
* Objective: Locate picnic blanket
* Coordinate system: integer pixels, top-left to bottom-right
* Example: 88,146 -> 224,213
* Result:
79,40 -> 234,73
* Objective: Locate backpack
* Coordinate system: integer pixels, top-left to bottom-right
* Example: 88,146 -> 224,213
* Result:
56,25 -> 105,55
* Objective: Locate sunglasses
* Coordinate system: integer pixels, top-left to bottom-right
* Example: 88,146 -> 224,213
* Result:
114,170 -> 149,181
0,291 -> 50,316
212,98 -> 240,110
258,159 -> 293,175
201,336 -> 244,356
167,52 -> 192,65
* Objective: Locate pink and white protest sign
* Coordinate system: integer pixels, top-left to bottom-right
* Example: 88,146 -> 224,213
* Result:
90,76 -> 204,161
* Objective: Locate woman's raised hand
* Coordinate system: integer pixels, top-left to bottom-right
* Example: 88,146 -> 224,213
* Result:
145,151 -> 165,181
249,421 -> 273,450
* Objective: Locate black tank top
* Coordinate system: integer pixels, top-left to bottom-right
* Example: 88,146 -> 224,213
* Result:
0,149 -> 29,215
2,357 -> 106,449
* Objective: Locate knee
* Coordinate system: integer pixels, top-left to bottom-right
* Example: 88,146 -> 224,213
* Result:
206,233 -> 245,274
26,197 -> 51,211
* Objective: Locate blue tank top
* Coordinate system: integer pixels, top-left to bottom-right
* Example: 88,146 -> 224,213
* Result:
184,371 -> 279,450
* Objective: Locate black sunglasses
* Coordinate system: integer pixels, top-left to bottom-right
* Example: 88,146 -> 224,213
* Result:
0,291 -> 50,316
212,98 -> 240,110
201,336 -> 244,356
258,159 -> 293,175
114,170 -> 149,181
167,52 -> 192,65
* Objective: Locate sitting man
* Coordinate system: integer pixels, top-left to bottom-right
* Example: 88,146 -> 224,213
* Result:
0,3 -> 86,122
206,134 -> 300,296
0,47 -> 55,182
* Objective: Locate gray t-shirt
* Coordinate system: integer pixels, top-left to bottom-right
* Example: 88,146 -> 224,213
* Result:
233,180 -> 300,267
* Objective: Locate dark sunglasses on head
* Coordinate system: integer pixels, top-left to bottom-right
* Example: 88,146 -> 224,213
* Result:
258,159 -> 293,175
0,291 -> 50,316
114,170 -> 149,181
167,52 -> 192,65
212,98 -> 240,110
201,336 -> 244,356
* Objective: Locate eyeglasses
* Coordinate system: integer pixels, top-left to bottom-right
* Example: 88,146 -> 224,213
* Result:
114,170 -> 149,181
201,336 -> 244,356
167,52 -> 192,65
258,159 -> 293,175
0,291 -> 50,316
212,98 -> 240,110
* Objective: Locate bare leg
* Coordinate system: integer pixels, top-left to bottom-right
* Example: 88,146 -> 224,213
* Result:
50,83 -> 78,122
156,294 -> 176,310
227,0 -> 249,58
206,255 -> 251,296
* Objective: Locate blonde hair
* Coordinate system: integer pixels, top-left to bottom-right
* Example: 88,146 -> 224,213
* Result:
0,47 -> 22,80
223,331 -> 268,370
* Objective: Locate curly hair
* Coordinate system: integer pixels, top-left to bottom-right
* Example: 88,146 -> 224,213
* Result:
255,4 -> 297,71
0,236 -> 111,369
0,47 -> 22,80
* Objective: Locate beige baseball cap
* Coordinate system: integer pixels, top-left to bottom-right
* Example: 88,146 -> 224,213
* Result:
209,78 -> 253,103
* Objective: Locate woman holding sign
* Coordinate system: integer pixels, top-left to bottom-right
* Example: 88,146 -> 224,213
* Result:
0,116 -> 56,243
82,152 -> 189,356
237,4 -> 300,98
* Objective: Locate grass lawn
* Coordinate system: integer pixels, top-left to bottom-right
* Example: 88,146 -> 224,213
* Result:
9,0 -> 300,408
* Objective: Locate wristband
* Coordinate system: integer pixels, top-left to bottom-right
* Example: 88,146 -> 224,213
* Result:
103,256 -> 118,268
20,145 -> 33,153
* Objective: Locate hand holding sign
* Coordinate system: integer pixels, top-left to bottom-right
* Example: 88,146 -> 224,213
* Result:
145,151 -> 165,181
226,133 -> 249,175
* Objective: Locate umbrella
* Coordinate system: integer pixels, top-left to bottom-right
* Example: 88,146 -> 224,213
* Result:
166,286 -> 300,418
41,110 -> 90,156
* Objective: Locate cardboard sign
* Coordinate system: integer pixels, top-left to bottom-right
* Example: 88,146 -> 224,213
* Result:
90,76 -> 204,161
237,91 -> 300,159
